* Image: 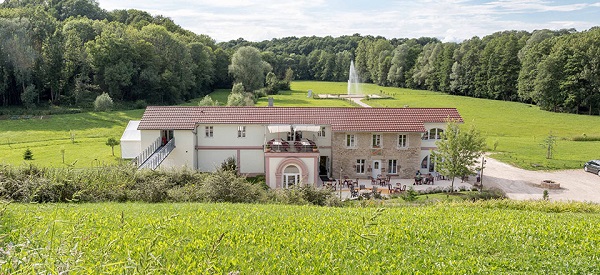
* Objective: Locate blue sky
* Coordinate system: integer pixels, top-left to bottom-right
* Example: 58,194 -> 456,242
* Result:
96,0 -> 600,42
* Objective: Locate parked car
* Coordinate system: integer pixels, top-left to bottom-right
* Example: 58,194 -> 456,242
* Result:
584,160 -> 600,175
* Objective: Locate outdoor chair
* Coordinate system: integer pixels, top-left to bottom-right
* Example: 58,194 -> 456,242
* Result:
359,184 -> 366,190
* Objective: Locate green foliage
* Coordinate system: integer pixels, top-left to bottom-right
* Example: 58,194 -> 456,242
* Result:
197,95 -> 219,106
94,92 -> 114,111
572,134 -> 600,142
401,187 -> 418,202
220,156 -> 237,171
23,148 -> 33,160
226,91 -> 254,106
200,169 -> 266,203
2,202 -> 600,273
543,190 -> 549,200
541,132 -> 557,159
432,121 -> 486,191
105,137 -> 120,156
228,46 -> 271,92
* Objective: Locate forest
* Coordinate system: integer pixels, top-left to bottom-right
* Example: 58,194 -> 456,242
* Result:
1,0 -> 600,115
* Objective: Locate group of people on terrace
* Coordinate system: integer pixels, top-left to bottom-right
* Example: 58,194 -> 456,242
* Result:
266,138 -> 316,153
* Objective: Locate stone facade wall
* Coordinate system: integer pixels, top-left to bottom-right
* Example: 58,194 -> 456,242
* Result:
331,132 -> 422,179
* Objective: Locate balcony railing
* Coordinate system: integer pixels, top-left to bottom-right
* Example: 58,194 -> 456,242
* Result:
265,138 -> 319,153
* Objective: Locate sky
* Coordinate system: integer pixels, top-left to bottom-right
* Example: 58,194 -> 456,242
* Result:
96,0 -> 600,43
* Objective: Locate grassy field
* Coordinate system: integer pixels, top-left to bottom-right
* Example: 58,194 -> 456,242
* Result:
293,81 -> 600,170
1,202 -> 599,273
1,81 -> 599,169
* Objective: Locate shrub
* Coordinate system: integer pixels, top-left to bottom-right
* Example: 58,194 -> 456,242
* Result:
23,148 -> 33,160
467,188 -> 506,201
401,187 -> 418,202
220,156 -> 237,172
94,92 -> 114,111
200,169 -> 266,203
197,95 -> 219,106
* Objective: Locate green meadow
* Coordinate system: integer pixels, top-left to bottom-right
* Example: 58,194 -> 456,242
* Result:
2,202 -> 599,274
1,81 -> 599,170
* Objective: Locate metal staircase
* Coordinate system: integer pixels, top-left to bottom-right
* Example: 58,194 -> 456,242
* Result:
136,137 -> 175,170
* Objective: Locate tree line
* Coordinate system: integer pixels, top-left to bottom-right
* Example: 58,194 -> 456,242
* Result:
1,0 -> 599,115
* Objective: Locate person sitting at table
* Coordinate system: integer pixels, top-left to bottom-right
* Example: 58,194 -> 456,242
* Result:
425,173 -> 434,185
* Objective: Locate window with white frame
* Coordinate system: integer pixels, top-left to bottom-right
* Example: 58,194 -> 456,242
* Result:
346,134 -> 356,147
237,126 -> 246,138
318,126 -> 326,137
398,134 -> 407,148
372,134 -> 381,148
388,159 -> 398,174
428,128 -> 444,140
205,126 -> 213,138
356,159 -> 365,174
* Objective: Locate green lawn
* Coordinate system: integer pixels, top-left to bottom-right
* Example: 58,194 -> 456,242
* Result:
1,81 -> 599,169
293,81 -> 600,170
2,202 -> 599,274
0,110 -> 143,167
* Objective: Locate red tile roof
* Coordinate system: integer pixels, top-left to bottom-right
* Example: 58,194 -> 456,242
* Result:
138,106 -> 463,132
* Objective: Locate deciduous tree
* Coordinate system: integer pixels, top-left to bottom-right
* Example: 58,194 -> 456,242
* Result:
432,121 -> 486,192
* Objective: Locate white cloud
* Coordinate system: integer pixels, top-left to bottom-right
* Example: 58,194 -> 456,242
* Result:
96,0 -> 600,42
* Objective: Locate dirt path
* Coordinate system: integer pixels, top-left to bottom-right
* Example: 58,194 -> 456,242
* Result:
482,157 -> 600,203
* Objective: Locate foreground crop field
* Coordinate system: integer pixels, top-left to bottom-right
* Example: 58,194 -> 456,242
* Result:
1,202 -> 599,273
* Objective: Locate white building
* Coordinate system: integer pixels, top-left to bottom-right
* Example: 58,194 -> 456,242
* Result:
133,106 -> 463,188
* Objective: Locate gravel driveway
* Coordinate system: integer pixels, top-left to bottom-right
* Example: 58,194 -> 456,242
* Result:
482,157 -> 600,203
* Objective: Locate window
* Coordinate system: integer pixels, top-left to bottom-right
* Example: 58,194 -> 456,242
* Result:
421,156 -> 429,169
318,126 -> 326,137
425,128 -> 444,140
346,134 -> 356,147
283,165 -> 300,188
237,126 -> 246,138
388,159 -> 398,174
356,159 -> 365,174
398,134 -> 407,148
205,126 -> 213,138
372,134 -> 381,148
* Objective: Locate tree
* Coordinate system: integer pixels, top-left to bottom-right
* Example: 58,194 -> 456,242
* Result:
541,132 -> 557,159
432,121 -> 486,192
106,137 -> 120,156
94,92 -> 113,111
23,148 -> 33,160
228,46 -> 271,92
197,95 -> 219,106
227,82 -> 254,106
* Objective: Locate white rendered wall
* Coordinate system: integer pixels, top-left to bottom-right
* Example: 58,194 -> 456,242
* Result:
140,130 -> 161,150
197,124 -> 265,147
197,150 -> 237,172
161,130 -> 194,169
239,150 -> 265,174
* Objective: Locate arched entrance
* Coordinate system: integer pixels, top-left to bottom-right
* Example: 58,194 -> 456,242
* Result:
275,158 -> 309,188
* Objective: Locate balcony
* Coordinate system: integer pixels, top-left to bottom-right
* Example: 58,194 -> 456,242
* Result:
265,138 -> 319,153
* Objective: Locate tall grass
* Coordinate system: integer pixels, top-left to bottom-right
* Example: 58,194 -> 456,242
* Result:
1,202 -> 599,273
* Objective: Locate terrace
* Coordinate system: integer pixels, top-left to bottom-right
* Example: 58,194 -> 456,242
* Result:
265,138 -> 318,153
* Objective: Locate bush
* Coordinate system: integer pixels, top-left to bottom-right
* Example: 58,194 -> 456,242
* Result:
23,148 -> 33,160
467,188 -> 507,201
401,187 -> 418,202
269,185 -> 334,206
201,169 -> 266,203
94,92 -> 114,111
